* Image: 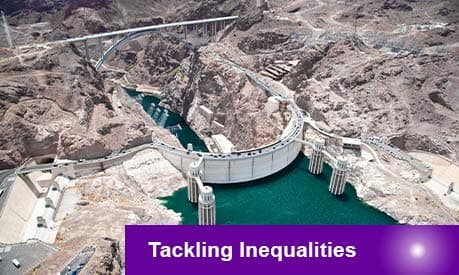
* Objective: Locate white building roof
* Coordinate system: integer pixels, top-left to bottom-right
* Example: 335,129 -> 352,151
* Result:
211,134 -> 235,154
342,137 -> 362,146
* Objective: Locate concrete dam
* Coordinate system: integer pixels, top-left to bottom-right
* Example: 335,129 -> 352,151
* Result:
6,16 -> 352,227
156,103 -> 304,184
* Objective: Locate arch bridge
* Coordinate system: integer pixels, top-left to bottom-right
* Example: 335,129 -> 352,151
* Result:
7,15 -> 351,225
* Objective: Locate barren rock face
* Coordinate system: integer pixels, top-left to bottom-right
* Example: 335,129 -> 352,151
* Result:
0,0 -> 66,15
235,6 -> 264,31
381,0 -> 413,12
284,35 -> 459,160
238,32 -> 297,54
125,34 -> 192,87
0,44 -> 154,168
284,44 -> 330,90
1,5 -> 458,275
85,237 -> 123,274
58,133 -> 110,160
159,50 -> 286,150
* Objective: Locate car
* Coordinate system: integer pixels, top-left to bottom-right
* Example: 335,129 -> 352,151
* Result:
12,259 -> 21,268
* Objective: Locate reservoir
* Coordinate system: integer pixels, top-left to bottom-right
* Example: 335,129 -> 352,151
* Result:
129,90 -> 397,225
163,156 -> 396,224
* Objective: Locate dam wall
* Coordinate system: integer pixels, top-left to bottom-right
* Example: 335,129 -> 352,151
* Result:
158,139 -> 302,184
158,104 -> 304,184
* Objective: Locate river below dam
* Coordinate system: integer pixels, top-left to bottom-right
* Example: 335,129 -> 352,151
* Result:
128,90 -> 396,225
126,89 -> 208,152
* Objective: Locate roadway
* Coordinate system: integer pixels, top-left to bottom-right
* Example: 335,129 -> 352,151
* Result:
3,27 -> 320,184
0,241 -> 57,275
60,246 -> 95,275
21,16 -> 239,48
95,16 -> 238,70
0,169 -> 14,185
364,137 -> 432,176
9,58 -> 305,184
0,52 -> 346,185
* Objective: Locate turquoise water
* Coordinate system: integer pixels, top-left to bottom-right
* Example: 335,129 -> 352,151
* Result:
127,89 -> 396,225
162,156 -> 396,224
126,89 -> 208,152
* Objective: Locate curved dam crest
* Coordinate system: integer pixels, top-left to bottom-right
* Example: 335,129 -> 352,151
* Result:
127,85 -> 305,184
128,90 -> 396,225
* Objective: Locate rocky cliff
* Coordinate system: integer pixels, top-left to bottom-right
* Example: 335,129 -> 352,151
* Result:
160,49 -> 287,149
0,44 -> 153,168
1,0 -> 458,196
0,0 -> 274,161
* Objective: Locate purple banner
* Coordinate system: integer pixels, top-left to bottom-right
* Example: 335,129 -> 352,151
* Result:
125,226 -> 458,275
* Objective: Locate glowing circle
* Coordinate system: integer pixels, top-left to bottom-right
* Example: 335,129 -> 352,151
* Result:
410,243 -> 426,259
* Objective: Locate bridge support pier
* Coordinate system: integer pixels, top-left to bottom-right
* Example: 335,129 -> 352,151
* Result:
198,186 -> 216,225
329,156 -> 348,195
203,23 -> 207,44
308,138 -> 325,175
93,17 -> 238,71
83,40 -> 90,62
111,36 -> 120,56
99,38 -> 103,57
193,24 -> 197,45
211,22 -> 216,42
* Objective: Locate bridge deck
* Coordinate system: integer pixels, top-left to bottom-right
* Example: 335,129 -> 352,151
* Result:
45,16 -> 239,45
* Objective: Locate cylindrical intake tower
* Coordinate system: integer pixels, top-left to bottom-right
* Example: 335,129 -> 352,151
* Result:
198,186 -> 216,225
329,156 -> 348,195
308,138 -> 325,175
187,161 -> 201,203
